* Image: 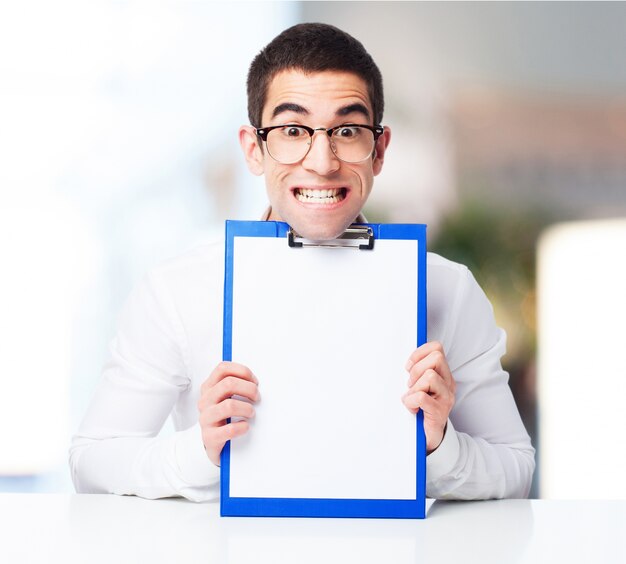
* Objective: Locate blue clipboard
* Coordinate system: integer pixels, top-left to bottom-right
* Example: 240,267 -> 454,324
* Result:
221,220 -> 427,519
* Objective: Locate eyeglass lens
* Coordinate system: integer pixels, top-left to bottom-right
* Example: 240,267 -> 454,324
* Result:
266,126 -> 375,164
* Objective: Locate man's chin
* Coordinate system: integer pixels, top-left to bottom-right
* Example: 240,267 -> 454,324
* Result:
289,220 -> 353,242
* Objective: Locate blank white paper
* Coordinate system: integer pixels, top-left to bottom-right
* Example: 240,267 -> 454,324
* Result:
229,237 -> 419,500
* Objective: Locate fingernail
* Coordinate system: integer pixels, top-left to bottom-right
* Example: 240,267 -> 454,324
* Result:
405,361 -> 412,371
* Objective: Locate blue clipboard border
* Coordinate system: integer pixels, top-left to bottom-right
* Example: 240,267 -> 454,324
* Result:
221,220 -> 427,519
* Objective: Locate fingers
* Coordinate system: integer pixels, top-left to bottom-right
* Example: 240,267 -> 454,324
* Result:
198,375 -> 260,411
404,342 -> 456,410
404,368 -> 455,413
403,342 -> 456,453
200,397 -> 256,427
201,420 -> 250,461
405,341 -> 444,369
198,361 -> 260,410
202,361 -> 258,391
402,389 -> 450,453
405,341 -> 456,392
407,368 -> 450,397
403,389 -> 441,415
198,361 -> 259,466
201,417 -> 251,444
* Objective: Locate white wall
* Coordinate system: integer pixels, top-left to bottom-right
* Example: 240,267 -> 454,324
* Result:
538,219 -> 626,499
0,1 -> 297,491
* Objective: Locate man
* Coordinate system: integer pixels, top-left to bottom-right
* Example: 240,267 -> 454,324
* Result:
70,23 -> 534,501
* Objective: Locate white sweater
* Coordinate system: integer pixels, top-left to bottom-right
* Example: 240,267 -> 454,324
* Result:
69,239 -> 535,501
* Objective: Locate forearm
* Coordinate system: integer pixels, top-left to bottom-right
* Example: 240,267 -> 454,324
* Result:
424,264 -> 536,499
70,266 -> 222,501
69,422 -> 219,501
426,419 -> 535,499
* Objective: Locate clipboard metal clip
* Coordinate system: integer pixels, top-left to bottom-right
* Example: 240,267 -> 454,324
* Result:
287,225 -> 374,250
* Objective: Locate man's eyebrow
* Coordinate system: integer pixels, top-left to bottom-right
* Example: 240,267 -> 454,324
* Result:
336,103 -> 370,120
272,103 -> 309,119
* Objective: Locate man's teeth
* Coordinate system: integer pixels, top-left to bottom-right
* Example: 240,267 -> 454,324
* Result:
295,188 -> 345,203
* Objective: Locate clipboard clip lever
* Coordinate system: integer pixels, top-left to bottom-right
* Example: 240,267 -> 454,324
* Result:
288,225 -> 374,250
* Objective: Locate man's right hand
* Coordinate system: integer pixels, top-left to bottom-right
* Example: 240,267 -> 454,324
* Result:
197,361 -> 260,466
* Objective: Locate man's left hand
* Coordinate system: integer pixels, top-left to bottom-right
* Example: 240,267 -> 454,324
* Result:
402,341 -> 456,454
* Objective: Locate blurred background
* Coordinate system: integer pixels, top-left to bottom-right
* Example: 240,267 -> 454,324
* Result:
1,1 -> 625,498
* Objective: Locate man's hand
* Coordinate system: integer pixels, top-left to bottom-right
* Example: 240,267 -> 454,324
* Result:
197,361 -> 260,466
402,341 -> 456,454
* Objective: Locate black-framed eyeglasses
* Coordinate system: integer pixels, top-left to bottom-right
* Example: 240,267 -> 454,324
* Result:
255,124 -> 384,164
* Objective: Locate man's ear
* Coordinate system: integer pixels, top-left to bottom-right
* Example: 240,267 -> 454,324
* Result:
239,125 -> 265,176
372,126 -> 391,176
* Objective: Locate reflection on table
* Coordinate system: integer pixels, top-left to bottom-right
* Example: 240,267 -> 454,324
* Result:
0,494 -> 624,563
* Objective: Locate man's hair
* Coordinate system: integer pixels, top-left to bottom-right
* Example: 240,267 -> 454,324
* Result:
247,23 -> 384,128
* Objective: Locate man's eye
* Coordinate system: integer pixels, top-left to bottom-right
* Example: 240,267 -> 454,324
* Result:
336,127 -> 360,138
283,126 -> 306,138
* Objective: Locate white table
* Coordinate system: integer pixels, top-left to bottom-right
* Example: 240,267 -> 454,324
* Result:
1,494 -> 624,563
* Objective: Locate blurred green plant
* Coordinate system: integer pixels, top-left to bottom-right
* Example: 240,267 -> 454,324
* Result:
432,198 -> 563,499
431,199 -> 556,364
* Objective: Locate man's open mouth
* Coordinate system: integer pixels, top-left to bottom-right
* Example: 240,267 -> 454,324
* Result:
294,187 -> 347,204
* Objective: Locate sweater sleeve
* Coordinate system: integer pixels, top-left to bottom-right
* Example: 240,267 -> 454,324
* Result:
69,270 -> 219,501
425,266 -> 535,499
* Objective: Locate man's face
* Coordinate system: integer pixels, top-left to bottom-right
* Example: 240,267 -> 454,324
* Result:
240,69 -> 391,240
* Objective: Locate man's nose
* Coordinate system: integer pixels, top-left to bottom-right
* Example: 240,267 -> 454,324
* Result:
301,130 -> 341,175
